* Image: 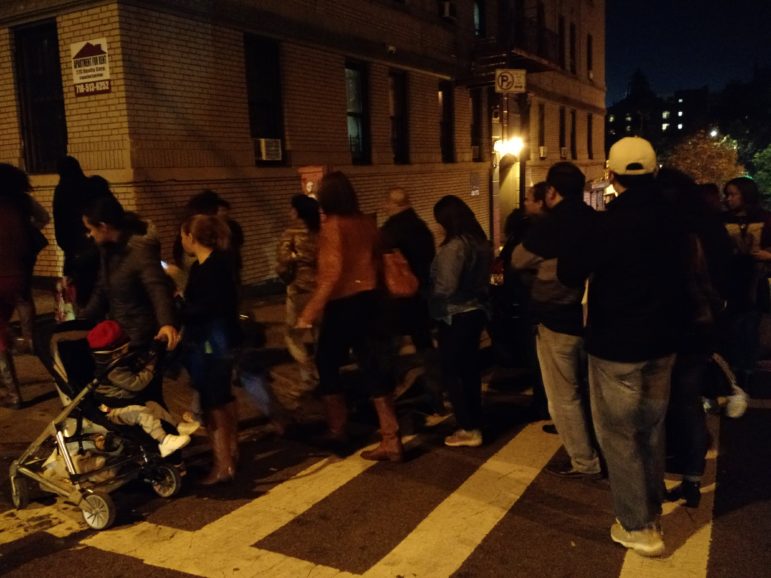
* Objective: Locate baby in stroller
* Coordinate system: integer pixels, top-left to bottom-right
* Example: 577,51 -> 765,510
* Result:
87,320 -> 198,457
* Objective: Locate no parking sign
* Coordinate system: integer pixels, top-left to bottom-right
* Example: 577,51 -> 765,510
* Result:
495,69 -> 526,94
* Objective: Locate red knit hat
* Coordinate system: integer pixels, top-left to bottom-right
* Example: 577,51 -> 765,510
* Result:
87,320 -> 129,350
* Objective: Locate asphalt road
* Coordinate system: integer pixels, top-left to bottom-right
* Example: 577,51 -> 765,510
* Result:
1,356 -> 770,577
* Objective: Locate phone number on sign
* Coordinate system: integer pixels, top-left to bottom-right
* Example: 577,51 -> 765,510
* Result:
75,80 -> 111,95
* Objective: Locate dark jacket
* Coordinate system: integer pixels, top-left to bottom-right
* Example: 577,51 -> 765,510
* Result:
81,221 -> 176,347
183,249 -> 241,350
723,208 -> 771,313
558,184 -> 687,362
0,197 -> 33,278
512,198 -> 598,336
380,208 -> 436,293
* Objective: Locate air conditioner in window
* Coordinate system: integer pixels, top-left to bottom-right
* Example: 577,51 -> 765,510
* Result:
255,138 -> 282,162
441,1 -> 457,21
560,146 -> 568,159
538,146 -> 548,159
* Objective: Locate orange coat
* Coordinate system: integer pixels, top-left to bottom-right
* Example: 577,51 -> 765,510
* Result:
300,214 -> 380,324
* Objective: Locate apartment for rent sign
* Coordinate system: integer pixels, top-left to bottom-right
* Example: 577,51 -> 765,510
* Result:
71,39 -> 111,96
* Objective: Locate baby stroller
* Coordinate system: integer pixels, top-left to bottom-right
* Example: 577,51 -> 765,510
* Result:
8,320 -> 183,530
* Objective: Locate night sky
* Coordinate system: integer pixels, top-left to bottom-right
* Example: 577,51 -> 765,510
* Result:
606,0 -> 771,105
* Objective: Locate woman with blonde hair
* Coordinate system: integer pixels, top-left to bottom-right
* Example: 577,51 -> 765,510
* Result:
180,214 -> 242,484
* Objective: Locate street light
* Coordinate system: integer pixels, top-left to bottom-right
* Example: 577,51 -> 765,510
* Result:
493,136 -> 524,159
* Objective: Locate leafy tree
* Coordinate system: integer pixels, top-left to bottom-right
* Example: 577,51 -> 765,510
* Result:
752,145 -> 771,196
664,130 -> 745,187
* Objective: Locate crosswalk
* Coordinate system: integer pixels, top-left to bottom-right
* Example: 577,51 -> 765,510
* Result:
0,404 -> 768,578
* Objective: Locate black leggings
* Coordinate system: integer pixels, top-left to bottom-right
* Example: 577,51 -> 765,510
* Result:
315,291 -> 393,398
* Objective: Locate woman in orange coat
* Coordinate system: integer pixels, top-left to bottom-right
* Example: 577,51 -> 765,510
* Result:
297,171 -> 402,462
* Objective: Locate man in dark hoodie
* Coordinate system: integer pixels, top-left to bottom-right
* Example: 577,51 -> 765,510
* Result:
512,162 -> 601,479
558,137 -> 685,557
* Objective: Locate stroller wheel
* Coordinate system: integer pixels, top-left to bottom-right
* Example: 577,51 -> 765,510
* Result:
81,491 -> 116,530
150,464 -> 182,498
10,475 -> 30,509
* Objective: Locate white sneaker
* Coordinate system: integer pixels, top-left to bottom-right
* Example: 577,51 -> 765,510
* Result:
444,428 -> 483,447
159,434 -> 191,458
177,420 -> 201,436
610,520 -> 665,557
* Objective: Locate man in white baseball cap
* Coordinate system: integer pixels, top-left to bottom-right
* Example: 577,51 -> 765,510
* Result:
558,136 -> 685,557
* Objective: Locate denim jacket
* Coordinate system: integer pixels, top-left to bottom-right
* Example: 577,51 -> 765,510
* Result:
430,235 -> 492,324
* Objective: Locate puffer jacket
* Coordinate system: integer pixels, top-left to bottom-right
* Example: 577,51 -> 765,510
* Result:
81,220 -> 176,347
276,220 -> 318,294
300,214 -> 379,324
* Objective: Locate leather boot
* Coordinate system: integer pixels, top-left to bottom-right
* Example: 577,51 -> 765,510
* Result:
322,394 -> 349,441
200,407 -> 236,486
0,351 -> 22,409
360,395 -> 404,462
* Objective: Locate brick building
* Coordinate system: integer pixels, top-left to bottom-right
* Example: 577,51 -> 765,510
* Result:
0,0 -> 605,284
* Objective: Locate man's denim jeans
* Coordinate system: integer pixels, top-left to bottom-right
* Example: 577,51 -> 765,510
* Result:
536,324 -> 600,474
588,353 -> 675,531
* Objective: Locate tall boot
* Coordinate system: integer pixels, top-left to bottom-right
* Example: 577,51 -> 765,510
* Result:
322,394 -> 349,441
0,351 -> 22,409
199,407 -> 236,486
360,395 -> 404,462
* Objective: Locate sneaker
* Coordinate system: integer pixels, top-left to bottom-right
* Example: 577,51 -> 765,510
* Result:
725,391 -> 748,419
177,420 -> 201,436
424,412 -> 451,428
610,520 -> 665,557
545,464 -> 602,480
159,434 -> 191,458
444,429 -> 483,448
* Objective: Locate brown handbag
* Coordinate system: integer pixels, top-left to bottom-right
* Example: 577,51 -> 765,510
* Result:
382,250 -> 419,298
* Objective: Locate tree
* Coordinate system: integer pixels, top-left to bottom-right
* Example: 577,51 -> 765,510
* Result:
664,131 -> 745,187
752,145 -> 771,196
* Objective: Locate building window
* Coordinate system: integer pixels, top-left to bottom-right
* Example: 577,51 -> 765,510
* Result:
470,88 -> 483,162
587,113 -> 593,159
439,81 -> 455,163
677,123 -> 683,130
586,34 -> 594,78
346,62 -> 371,164
538,103 -> 546,149
677,110 -> 683,117
569,23 -> 577,74
570,109 -> 577,159
14,20 -> 67,174
559,106 -> 566,155
558,17 -> 566,69
662,123 -> 670,131
473,1 -> 486,37
244,35 -> 283,163
662,110 -> 670,119
389,70 -> 409,164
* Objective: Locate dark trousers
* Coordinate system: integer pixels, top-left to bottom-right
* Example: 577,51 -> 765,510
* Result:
666,353 -> 709,478
437,309 -> 487,431
316,290 -> 393,398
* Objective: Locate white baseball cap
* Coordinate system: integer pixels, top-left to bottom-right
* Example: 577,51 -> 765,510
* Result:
607,137 -> 657,175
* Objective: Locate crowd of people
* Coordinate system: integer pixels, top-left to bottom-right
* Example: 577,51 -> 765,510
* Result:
0,136 -> 764,557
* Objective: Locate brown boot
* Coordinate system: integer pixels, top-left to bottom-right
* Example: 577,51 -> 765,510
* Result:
360,395 -> 404,462
200,407 -> 236,486
0,351 -> 22,409
322,394 -> 348,441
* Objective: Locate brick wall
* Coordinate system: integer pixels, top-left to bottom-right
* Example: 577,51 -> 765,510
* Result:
0,0 -> 606,284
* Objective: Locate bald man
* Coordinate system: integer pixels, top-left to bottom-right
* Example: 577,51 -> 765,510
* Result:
380,188 -> 444,416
